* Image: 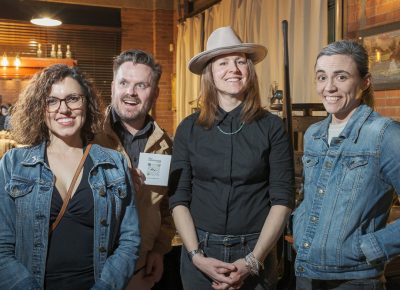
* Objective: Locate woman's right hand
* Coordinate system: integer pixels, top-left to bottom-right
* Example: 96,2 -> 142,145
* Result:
192,255 -> 240,288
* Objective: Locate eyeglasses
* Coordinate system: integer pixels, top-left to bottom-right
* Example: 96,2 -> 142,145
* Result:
46,94 -> 85,113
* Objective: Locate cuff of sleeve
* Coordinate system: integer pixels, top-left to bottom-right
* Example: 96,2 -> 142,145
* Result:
360,233 -> 386,264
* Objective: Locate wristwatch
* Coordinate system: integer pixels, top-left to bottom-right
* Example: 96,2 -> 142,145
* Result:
187,248 -> 205,261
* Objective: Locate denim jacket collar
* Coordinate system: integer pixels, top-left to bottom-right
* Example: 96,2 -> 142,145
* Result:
21,142 -> 118,167
312,104 -> 373,143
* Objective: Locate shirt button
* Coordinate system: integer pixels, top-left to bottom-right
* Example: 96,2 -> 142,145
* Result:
324,161 -> 332,168
310,216 -> 318,222
99,246 -> 107,253
318,188 -> 325,195
99,188 -> 106,197
297,266 -> 305,272
100,219 -> 108,226
303,242 -> 310,248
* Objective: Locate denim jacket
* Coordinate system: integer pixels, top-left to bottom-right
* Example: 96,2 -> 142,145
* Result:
293,105 -> 400,279
0,142 -> 140,290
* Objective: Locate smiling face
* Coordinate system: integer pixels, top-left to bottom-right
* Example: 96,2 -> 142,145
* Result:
45,77 -> 86,143
211,53 -> 249,102
111,62 -> 158,130
315,54 -> 370,124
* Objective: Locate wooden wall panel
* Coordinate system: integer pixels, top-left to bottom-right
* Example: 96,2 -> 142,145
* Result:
0,20 -> 121,104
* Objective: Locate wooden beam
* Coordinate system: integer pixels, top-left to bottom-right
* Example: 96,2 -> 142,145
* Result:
0,57 -> 76,79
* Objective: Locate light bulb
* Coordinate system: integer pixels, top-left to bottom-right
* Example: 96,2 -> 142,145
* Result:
1,53 -> 9,67
14,54 -> 21,67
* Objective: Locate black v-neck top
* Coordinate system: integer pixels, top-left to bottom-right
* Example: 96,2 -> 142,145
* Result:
45,154 -> 95,290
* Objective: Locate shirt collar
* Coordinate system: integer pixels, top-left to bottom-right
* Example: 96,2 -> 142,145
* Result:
313,104 -> 373,143
110,107 -> 154,138
216,103 -> 244,125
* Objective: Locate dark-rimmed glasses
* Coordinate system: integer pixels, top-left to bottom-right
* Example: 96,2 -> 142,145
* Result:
46,94 -> 85,113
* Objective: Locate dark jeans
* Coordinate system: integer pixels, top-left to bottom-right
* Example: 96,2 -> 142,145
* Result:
180,228 -> 278,290
296,276 -> 386,290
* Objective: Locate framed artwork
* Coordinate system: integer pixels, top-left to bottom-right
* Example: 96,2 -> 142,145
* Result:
360,22 -> 400,90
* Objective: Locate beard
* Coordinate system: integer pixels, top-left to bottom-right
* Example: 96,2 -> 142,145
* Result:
113,94 -> 152,123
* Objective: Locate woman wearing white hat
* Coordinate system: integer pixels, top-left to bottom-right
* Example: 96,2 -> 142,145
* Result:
169,26 -> 294,290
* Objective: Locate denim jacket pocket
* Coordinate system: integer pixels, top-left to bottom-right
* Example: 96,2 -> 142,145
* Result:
292,206 -> 306,252
108,181 -> 128,199
107,181 -> 129,218
339,156 -> 368,191
6,178 -> 35,198
302,155 -> 319,184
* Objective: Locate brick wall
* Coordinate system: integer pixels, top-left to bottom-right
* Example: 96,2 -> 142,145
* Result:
121,7 -> 175,135
346,0 -> 400,121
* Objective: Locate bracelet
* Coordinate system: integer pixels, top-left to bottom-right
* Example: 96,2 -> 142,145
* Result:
244,252 -> 264,276
187,248 -> 204,262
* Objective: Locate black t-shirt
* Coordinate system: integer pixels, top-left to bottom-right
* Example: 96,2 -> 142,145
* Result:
169,105 -> 295,234
45,156 -> 95,290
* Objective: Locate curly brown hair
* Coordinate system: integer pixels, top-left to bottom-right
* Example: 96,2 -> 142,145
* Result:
11,64 -> 104,145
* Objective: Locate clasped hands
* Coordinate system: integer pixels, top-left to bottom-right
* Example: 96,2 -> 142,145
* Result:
192,255 -> 252,290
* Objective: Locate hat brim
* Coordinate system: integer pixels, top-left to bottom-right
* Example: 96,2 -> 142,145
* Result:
188,43 -> 267,75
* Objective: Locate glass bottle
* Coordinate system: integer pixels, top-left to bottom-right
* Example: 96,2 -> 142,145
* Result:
36,43 -> 42,58
65,44 -> 72,58
50,44 -> 56,58
57,44 -> 63,58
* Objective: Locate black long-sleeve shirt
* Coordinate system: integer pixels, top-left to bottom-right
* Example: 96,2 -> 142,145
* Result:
169,105 -> 295,235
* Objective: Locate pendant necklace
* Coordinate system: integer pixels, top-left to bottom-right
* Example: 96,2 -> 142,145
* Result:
217,122 -> 244,135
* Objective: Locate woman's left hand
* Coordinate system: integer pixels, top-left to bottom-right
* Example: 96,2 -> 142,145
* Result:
211,259 -> 250,290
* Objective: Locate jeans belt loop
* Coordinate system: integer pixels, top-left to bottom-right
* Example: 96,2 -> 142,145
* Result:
241,236 -> 245,246
204,232 -> 209,247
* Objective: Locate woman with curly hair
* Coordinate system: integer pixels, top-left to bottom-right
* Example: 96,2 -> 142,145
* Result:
0,64 -> 140,290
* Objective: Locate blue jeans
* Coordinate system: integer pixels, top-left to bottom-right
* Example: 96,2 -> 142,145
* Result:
296,276 -> 386,290
180,228 -> 278,290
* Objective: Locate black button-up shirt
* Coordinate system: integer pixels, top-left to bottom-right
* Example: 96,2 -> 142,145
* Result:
169,105 -> 295,235
111,108 -> 154,167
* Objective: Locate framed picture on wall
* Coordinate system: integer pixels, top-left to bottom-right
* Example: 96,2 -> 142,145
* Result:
360,22 -> 400,90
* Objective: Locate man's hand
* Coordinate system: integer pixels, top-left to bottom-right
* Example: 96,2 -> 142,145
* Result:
192,255 -> 239,288
132,168 -> 145,193
144,251 -> 164,283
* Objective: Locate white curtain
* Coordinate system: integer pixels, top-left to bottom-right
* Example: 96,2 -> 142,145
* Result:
175,0 -> 328,127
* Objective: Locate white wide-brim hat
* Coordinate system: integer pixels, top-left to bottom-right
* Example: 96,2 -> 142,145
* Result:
188,26 -> 267,75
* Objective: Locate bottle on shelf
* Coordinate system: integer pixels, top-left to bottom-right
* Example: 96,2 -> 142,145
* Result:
36,43 -> 42,58
57,44 -> 63,58
50,44 -> 56,58
65,44 -> 72,59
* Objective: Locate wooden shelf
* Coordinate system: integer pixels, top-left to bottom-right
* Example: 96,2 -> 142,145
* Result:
0,57 -> 77,79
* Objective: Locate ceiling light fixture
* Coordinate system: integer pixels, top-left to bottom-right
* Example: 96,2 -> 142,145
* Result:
31,17 -> 62,27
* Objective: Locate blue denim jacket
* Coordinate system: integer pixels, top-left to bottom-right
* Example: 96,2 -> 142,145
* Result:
293,105 -> 400,279
0,142 -> 140,290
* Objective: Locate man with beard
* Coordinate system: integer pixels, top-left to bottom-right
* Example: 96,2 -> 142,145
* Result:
94,50 -> 176,290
